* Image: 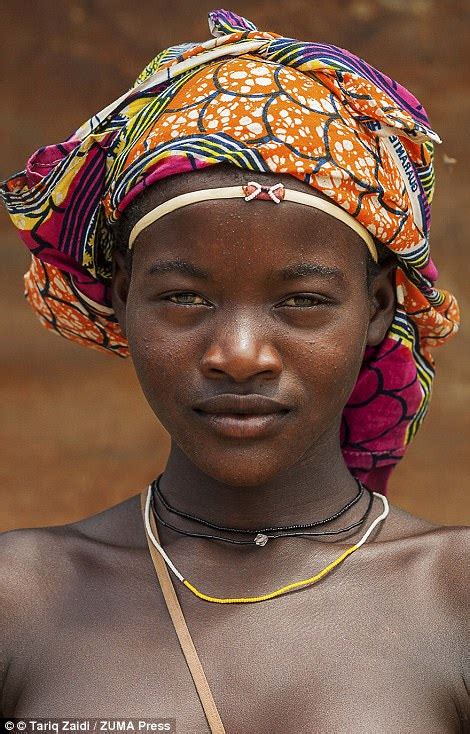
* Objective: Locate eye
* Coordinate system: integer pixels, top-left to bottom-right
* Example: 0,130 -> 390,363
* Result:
279,294 -> 330,308
163,291 -> 210,306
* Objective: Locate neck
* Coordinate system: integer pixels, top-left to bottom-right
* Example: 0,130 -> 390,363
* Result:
158,435 -> 361,532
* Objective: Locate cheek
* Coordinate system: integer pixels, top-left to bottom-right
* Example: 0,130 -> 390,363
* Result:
127,310 -> 194,411
291,318 -> 368,414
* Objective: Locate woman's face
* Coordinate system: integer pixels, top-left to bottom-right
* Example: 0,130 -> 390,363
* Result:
112,167 -> 395,486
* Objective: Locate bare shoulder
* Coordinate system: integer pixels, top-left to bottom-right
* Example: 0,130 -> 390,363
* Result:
0,524 -> 78,695
421,519 -> 470,609
384,501 -> 469,626
376,501 -> 469,693
422,520 -> 470,682
0,496 -> 146,681
385,499 -> 470,559
380,496 -> 467,539
69,492 -> 147,549
0,524 -> 67,595
0,495 -> 146,621
0,524 -> 82,630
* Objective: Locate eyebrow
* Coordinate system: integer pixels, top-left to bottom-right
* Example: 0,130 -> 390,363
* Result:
146,259 -> 344,282
279,263 -> 345,281
147,258 -> 211,280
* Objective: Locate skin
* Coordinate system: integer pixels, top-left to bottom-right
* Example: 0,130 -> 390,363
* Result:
113,164 -> 395,528
1,165 -> 468,731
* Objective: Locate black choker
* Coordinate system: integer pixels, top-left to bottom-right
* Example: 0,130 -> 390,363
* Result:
150,474 -> 374,546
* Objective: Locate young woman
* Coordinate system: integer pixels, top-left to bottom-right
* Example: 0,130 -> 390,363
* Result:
1,10 -> 467,732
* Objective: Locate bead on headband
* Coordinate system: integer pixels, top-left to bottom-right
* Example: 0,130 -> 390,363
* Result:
127,181 -> 379,262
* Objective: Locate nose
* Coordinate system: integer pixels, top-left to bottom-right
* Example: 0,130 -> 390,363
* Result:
200,316 -> 283,383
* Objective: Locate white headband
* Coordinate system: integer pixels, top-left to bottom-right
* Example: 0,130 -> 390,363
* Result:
128,181 -> 378,262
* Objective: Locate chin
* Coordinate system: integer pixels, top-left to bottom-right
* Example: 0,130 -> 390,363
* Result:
173,438 -> 308,488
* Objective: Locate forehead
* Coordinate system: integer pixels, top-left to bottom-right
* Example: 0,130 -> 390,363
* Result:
126,164 -> 369,275
131,162 -> 332,212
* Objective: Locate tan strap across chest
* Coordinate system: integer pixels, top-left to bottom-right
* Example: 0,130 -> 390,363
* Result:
139,488 -> 226,734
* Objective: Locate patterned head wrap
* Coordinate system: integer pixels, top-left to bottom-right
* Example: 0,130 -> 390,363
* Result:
1,9 -> 459,492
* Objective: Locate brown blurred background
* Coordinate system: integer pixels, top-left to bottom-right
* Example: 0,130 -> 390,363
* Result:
1,0 -> 468,531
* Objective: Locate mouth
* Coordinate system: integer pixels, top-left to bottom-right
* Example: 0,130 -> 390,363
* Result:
193,409 -> 291,439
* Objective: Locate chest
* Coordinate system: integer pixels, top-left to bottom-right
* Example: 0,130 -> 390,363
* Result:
7,571 -> 459,732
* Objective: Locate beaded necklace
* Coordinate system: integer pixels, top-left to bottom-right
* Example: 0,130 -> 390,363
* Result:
143,484 -> 389,604
151,480 -> 375,545
153,472 -> 366,526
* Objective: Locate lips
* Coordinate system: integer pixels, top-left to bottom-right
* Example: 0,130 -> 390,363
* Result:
193,394 -> 291,439
193,393 -> 290,415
